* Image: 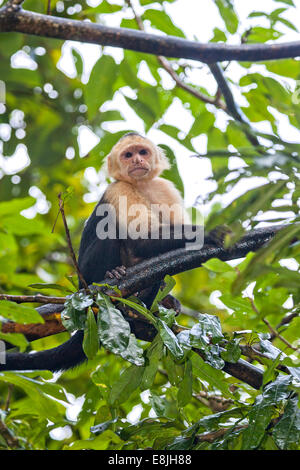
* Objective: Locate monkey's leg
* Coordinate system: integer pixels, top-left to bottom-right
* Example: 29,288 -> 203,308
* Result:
160,294 -> 181,314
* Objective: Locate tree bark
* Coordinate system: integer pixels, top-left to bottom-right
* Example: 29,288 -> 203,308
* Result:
1,4 -> 300,63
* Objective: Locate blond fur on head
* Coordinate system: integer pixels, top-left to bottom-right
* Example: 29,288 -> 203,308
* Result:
107,133 -> 170,183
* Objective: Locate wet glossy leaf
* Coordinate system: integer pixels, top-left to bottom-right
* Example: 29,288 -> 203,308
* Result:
83,307 -> 99,360
97,294 -> 131,354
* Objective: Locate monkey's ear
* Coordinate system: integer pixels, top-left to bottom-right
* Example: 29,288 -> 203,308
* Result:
154,147 -> 171,177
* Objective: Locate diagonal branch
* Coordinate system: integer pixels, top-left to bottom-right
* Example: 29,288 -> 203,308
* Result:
125,0 -> 226,109
1,5 -> 300,63
207,63 -> 260,147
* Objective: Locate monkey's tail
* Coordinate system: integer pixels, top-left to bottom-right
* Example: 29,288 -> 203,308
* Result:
0,331 -> 86,372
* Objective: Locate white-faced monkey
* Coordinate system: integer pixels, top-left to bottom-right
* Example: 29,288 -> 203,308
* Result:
0,133 -> 222,371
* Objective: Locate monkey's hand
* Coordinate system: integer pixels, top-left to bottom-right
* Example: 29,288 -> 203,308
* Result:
205,225 -> 232,248
105,265 -> 127,280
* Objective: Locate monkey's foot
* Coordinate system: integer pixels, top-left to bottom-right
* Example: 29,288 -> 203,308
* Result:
105,265 -> 127,280
160,294 -> 181,314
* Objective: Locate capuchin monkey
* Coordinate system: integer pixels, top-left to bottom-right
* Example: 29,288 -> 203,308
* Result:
0,133 -> 221,372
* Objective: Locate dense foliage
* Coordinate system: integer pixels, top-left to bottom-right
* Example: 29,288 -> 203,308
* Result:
0,0 -> 300,450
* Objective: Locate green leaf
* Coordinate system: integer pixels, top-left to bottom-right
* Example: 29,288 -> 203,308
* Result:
0,332 -> 28,352
141,335 -> 164,390
61,292 -> 94,331
246,26 -> 282,43
1,215 -> 46,235
149,393 -> 168,417
242,396 -> 274,450
262,352 -> 282,386
0,197 -> 35,217
84,55 -> 118,120
83,307 -> 99,360
0,300 -> 44,324
65,430 -> 122,450
242,375 -> 292,449
71,292 -> 94,311
83,1 -> 123,15
159,145 -> 185,196
125,85 -> 162,132
273,0 -> 294,5
214,0 -> 239,34
112,296 -> 158,327
163,350 -> 184,386
143,9 -> 185,38
192,353 -> 235,399
119,333 -> 144,367
273,396 -> 300,450
120,418 -> 177,442
28,283 -> 73,294
150,275 -> 176,312
0,373 -> 65,421
189,314 -> 224,347
109,364 -> 144,406
156,305 -> 177,328
97,294 -> 131,355
177,359 -> 193,408
157,319 -> 184,360
71,48 -> 83,77
203,258 -> 235,273
221,338 -> 241,363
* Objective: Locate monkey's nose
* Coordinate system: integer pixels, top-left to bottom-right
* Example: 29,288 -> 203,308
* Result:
133,155 -> 143,164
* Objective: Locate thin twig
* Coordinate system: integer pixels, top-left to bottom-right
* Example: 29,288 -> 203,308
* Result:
157,55 -> 226,109
263,317 -> 298,351
0,419 -> 20,449
250,298 -> 298,351
47,0 -> 51,16
126,0 -> 226,110
0,293 -> 66,304
194,425 -> 247,444
4,384 -> 13,412
56,192 -> 89,291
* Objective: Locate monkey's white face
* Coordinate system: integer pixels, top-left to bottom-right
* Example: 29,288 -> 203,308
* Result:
119,144 -> 153,180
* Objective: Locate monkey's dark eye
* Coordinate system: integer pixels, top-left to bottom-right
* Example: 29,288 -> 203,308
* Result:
125,152 -> 133,158
139,149 -> 148,156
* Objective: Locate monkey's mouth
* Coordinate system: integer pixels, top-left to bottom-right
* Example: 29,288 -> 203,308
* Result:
129,167 -> 149,176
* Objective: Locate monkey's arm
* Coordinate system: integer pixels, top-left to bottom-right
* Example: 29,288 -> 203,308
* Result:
125,224 -> 219,259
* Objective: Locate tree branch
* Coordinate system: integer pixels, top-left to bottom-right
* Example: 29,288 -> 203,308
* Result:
1,5 -> 300,63
56,192 -> 89,291
126,0 -> 226,109
0,419 -> 20,449
207,63 -> 261,147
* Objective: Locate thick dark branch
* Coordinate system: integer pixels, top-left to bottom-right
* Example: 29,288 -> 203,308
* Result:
1,6 -> 300,63
0,224 -> 288,306
207,63 -> 260,147
113,224 -> 288,297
